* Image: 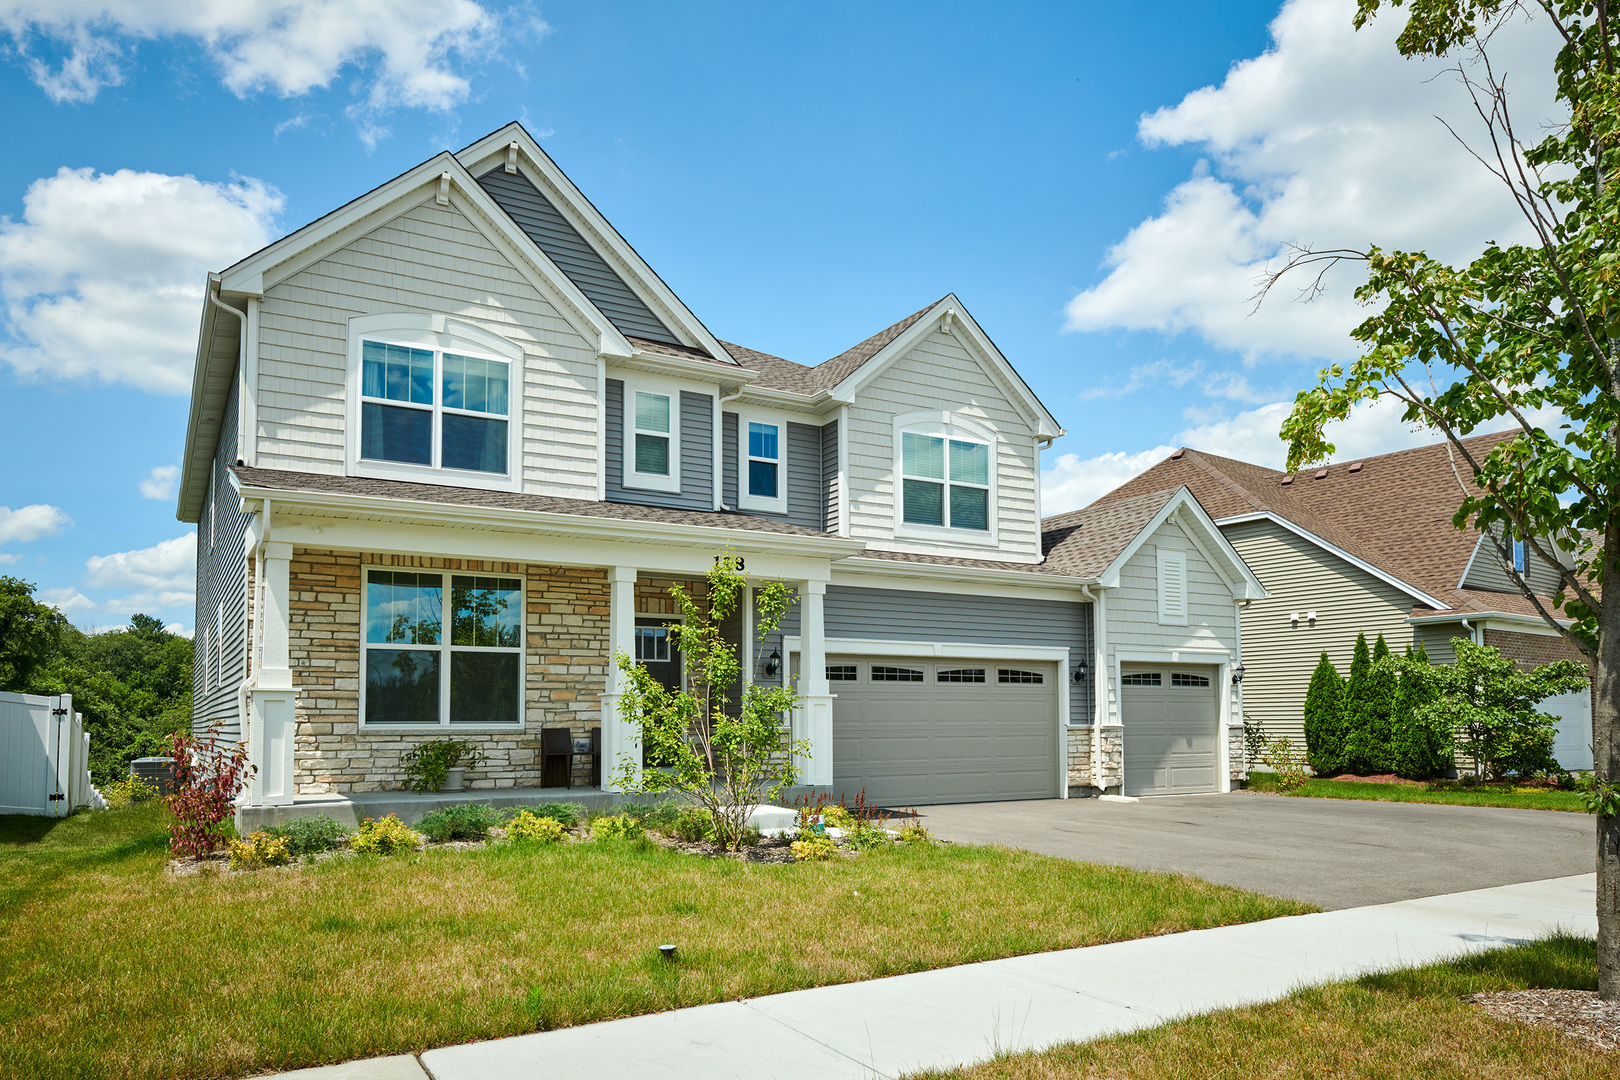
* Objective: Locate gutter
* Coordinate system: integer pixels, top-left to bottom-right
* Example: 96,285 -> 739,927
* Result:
835,554 -> 1097,591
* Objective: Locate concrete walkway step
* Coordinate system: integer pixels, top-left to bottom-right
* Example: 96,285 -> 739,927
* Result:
255,873 -> 1599,1080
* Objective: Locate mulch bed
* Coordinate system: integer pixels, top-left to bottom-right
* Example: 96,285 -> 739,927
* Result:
1468,989 -> 1620,1052
646,831 -> 803,864
1327,773 -> 1424,786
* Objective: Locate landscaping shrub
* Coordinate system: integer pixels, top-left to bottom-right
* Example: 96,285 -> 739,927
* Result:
590,814 -> 645,841
843,819 -> 892,852
1344,633 -> 1397,773
1302,650 -> 1346,775
790,833 -> 837,861
166,721 -> 253,857
228,831 -> 291,870
351,815 -> 422,856
527,803 -> 582,827
670,805 -> 714,842
415,803 -> 503,843
400,739 -> 488,793
506,810 -> 567,844
267,814 -> 353,857
1260,736 -> 1310,790
820,804 -> 854,829
1336,632 -> 1375,774
1389,643 -> 1450,779
896,822 -> 934,846
620,799 -> 681,832
100,776 -> 158,810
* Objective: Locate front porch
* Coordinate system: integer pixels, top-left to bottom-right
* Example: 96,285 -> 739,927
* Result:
240,540 -> 836,810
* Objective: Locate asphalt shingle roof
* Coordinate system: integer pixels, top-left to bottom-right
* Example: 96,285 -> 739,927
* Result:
718,297 -> 944,395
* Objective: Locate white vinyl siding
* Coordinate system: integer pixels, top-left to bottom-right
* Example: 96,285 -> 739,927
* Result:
1220,518 -> 1421,751
843,333 -> 1040,558
254,198 -> 600,499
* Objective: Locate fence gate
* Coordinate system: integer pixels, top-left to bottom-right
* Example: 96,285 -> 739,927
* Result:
0,691 -> 101,816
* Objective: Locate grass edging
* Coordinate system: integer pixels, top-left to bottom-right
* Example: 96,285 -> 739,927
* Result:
1246,771 -> 1590,812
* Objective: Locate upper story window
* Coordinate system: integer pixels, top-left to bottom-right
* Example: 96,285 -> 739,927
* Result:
1511,538 -> 1527,573
346,314 -> 522,491
623,378 -> 683,493
737,412 -> 789,514
900,431 -> 990,531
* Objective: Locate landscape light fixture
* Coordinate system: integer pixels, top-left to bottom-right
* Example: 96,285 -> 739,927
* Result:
659,944 -> 678,960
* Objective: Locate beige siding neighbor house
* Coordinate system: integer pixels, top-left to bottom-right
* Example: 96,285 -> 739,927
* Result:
179,122 -> 1266,829
1091,435 -> 1595,771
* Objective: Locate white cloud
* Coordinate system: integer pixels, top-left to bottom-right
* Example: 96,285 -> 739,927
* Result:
1080,359 -> 1203,400
0,1 -> 506,121
38,586 -> 95,614
84,532 -> 196,597
0,553 -> 20,565
0,503 -> 71,564
0,167 -> 282,393
1064,0 -> 1563,361
1042,445 -> 1179,516
163,621 -> 194,638
139,464 -> 180,500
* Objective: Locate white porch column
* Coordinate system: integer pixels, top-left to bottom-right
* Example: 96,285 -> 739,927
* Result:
795,579 -> 834,786
248,541 -> 297,806
599,565 -> 639,792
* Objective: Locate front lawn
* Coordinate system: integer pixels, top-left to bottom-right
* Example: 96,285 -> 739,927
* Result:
0,804 -> 1312,1080
911,934 -> 1609,1080
1247,771 -> 1590,812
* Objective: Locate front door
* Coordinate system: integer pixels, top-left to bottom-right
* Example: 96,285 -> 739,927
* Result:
634,619 -> 682,768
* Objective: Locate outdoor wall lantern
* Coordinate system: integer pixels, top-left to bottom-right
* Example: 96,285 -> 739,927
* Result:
1232,663 -> 1247,685
1072,660 -> 1088,684
765,648 -> 782,677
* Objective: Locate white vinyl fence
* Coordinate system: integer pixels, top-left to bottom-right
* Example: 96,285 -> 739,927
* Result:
0,691 -> 104,816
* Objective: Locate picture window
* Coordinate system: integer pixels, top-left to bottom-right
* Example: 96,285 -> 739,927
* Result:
900,430 -> 990,531
359,340 -> 509,475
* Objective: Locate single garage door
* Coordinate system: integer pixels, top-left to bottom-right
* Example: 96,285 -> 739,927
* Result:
827,657 -> 1058,807
1120,663 -> 1218,796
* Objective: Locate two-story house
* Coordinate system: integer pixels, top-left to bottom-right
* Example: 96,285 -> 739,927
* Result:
180,122 -> 1265,822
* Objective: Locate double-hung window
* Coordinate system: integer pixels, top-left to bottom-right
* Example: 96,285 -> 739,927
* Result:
900,430 -> 990,531
362,569 -> 522,728
738,414 -> 787,513
625,384 -> 682,493
360,340 -> 509,474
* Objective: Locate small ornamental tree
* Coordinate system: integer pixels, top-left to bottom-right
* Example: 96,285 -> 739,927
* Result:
1389,643 -> 1450,780
1303,651 -> 1347,775
167,720 -> 254,857
1348,633 -> 1398,774
1409,639 -> 1588,781
612,555 -> 807,851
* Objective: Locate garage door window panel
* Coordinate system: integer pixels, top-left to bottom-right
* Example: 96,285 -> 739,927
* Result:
998,669 -> 1044,684
937,668 -> 986,683
872,665 -> 924,682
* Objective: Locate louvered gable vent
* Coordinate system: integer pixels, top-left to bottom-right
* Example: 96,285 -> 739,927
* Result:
1157,548 -> 1188,626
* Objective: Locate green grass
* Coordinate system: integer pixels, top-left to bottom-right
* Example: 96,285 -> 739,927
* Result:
0,805 -> 1313,1080
912,934 -> 1609,1079
1247,771 -> 1590,811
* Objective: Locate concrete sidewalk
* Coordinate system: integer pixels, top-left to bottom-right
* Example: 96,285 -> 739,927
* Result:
268,873 -> 1598,1080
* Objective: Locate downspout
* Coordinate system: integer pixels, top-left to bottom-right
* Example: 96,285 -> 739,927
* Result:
717,390 -> 745,511
206,284 -> 248,742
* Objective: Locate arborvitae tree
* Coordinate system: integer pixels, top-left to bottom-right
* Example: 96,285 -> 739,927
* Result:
1302,651 -> 1347,775
1390,642 -> 1449,780
1333,632 -> 1373,775
1347,633 -> 1399,773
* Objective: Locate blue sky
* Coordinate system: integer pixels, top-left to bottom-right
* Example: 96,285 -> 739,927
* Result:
0,1 -> 1558,633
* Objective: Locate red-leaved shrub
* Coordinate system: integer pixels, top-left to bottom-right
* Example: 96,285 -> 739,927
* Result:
167,722 -> 254,857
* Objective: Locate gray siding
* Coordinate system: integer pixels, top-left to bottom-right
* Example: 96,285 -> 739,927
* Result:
719,411 -> 828,530
1413,622 -> 1466,665
764,585 -> 1094,723
193,381 -> 250,743
821,420 -> 839,532
476,168 -> 680,346
604,380 -> 713,511
1221,518 -> 1418,750
1460,528 -> 1566,597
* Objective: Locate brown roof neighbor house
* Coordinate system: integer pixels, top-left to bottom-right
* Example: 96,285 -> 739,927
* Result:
1087,431 -> 1594,770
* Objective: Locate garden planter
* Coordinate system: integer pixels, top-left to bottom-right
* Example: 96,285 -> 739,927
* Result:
440,767 -> 467,792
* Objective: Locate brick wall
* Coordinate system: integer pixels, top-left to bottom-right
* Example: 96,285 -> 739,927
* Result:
287,549 -> 611,794
1483,628 -> 1593,682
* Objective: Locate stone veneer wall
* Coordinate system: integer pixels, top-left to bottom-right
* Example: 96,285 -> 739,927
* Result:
1228,725 -> 1246,782
287,549 -> 610,795
1095,726 -> 1123,791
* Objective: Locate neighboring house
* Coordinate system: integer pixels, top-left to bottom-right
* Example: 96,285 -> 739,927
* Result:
1090,432 -> 1595,771
180,122 -> 1263,816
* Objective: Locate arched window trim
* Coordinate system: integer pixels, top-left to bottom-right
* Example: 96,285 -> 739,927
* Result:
891,409 -> 1001,547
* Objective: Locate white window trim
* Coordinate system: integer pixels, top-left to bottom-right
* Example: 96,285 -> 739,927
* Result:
358,567 -> 526,732
215,603 -> 225,687
1157,547 -> 1189,626
891,410 -> 1000,548
622,375 -> 684,494
736,407 -> 792,515
344,313 -> 522,493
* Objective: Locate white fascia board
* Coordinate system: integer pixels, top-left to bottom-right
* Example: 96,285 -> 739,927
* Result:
831,295 -> 1063,439
1407,608 -> 1572,629
835,554 -> 1092,593
731,384 -> 840,414
1216,510 -> 1445,608
176,277 -> 227,524
1457,533 -> 1488,590
456,125 -> 739,366
233,481 -> 867,561
1099,489 -> 1266,599
609,351 -> 757,390
783,636 -> 1070,663
1168,499 -> 1267,600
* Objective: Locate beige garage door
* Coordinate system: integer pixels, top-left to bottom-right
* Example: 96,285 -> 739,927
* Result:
827,657 -> 1058,807
1120,663 -> 1218,796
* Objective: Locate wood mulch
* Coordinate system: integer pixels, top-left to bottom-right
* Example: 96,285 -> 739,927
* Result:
1327,773 -> 1425,786
1468,989 -> 1620,1051
645,831 -> 801,863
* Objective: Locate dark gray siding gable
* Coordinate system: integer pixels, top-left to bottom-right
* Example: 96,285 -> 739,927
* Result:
765,586 -> 1095,723
719,412 -> 832,531
604,379 -> 714,511
476,168 -> 681,346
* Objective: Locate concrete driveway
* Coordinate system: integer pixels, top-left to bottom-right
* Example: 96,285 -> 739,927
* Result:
914,790 -> 1594,909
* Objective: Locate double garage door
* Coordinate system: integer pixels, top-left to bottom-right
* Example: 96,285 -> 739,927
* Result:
829,656 -> 1058,807
1120,663 -> 1219,796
